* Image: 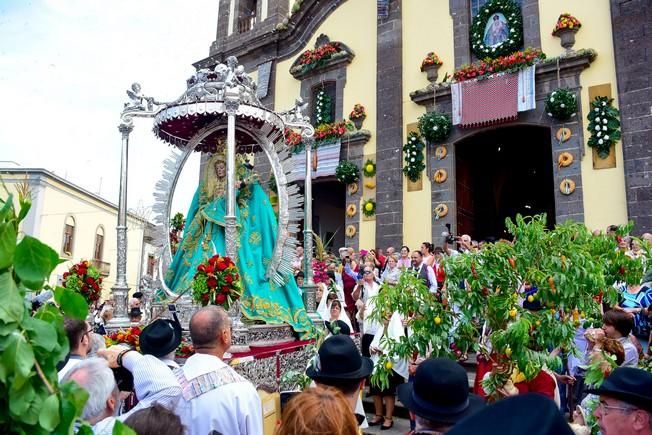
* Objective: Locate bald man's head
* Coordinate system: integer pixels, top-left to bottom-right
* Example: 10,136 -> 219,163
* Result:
189,306 -> 231,349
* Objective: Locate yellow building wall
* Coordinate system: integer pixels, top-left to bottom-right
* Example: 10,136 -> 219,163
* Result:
539,0 -> 627,231
2,174 -> 146,299
274,0 -> 377,249
401,0 -> 454,250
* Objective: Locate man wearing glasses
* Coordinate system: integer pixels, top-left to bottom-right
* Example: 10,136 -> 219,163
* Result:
587,366 -> 652,435
352,266 -> 381,357
58,317 -> 92,380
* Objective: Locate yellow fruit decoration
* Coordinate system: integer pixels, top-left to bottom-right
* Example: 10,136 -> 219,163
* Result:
509,308 -> 517,318
365,202 -> 374,212
527,295 -> 534,303
364,181 -> 376,189
366,164 -> 374,173
385,361 -> 393,370
505,346 -> 512,357
434,316 -> 442,325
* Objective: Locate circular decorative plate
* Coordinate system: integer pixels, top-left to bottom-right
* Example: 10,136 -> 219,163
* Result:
559,178 -> 576,195
558,151 -> 574,167
433,169 -> 448,183
346,204 -> 357,217
434,203 -> 449,219
435,146 -> 448,160
556,127 -> 572,143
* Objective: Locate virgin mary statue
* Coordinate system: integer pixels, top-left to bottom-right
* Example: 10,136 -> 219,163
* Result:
165,151 -> 313,337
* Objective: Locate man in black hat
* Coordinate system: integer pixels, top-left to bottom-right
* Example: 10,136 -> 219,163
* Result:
587,367 -> 652,435
306,334 -> 373,427
129,307 -> 142,324
398,358 -> 484,434
447,393 -> 574,435
139,318 -> 183,369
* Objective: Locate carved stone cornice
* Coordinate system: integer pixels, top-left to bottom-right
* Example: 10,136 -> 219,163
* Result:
290,49 -> 355,80
194,0 -> 347,70
341,129 -> 372,149
410,49 -> 597,107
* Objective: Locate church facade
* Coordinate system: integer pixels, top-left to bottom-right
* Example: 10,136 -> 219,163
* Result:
194,0 -> 652,251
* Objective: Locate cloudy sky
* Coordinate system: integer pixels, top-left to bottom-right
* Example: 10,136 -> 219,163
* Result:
0,0 -> 220,217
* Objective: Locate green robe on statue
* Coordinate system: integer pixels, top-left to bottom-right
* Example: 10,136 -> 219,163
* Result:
165,156 -> 313,338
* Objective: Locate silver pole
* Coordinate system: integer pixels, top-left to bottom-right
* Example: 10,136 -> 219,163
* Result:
111,121 -> 133,324
224,90 -> 239,261
302,141 -> 317,314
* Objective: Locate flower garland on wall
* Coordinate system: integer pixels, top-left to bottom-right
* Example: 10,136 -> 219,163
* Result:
453,47 -> 544,82
470,0 -> 523,59
314,121 -> 351,144
587,96 -> 621,159
544,88 -> 577,121
418,112 -> 452,143
403,132 -> 426,182
313,88 -> 332,126
63,260 -> 103,306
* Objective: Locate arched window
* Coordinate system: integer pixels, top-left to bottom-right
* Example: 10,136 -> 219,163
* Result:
94,226 -> 105,261
62,215 -> 75,256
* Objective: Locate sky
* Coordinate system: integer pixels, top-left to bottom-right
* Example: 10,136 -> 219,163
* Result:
0,0 -> 220,218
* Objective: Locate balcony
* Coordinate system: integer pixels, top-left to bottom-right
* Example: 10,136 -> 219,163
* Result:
91,259 -> 111,277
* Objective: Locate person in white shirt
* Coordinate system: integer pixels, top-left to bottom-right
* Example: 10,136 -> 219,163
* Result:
176,306 -> 263,435
62,350 -> 181,435
410,251 -> 438,294
58,317 -> 92,381
352,265 -> 382,357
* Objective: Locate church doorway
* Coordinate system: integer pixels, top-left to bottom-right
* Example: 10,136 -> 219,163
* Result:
455,125 -> 555,241
310,179 -> 345,252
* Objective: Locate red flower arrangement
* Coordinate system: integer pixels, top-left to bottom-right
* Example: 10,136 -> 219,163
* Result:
284,128 -> 303,149
552,13 -> 581,36
296,42 -> 342,69
420,52 -> 443,71
311,260 -> 329,285
191,254 -> 243,309
175,338 -> 195,359
314,121 -> 351,143
348,104 -> 367,121
105,326 -> 142,351
63,260 -> 103,305
453,47 -> 544,82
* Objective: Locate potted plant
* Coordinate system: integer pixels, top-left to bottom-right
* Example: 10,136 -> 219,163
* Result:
418,111 -> 452,144
348,104 -> 367,130
552,13 -> 582,52
420,52 -> 443,83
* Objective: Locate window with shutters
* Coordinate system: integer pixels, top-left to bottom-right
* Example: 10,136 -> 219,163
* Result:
62,215 -> 75,256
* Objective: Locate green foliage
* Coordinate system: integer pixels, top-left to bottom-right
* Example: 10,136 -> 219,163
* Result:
403,132 -> 426,182
362,159 -> 376,178
470,0 -> 523,59
335,160 -> 360,185
545,88 -> 578,121
113,419 -> 137,435
361,199 -> 376,217
587,96 -> 621,159
0,188 -> 91,434
418,112 -> 452,144
368,214 -> 649,400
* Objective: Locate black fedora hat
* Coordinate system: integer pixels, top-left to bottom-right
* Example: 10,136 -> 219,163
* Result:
140,318 -> 182,358
325,320 -> 351,336
447,394 -> 573,435
398,358 -> 484,425
586,367 -> 652,411
306,334 -> 373,381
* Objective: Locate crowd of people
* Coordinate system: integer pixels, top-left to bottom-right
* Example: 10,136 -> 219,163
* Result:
54,228 -> 652,434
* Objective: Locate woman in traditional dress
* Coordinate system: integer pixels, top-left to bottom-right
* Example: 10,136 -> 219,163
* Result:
165,152 -> 313,337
